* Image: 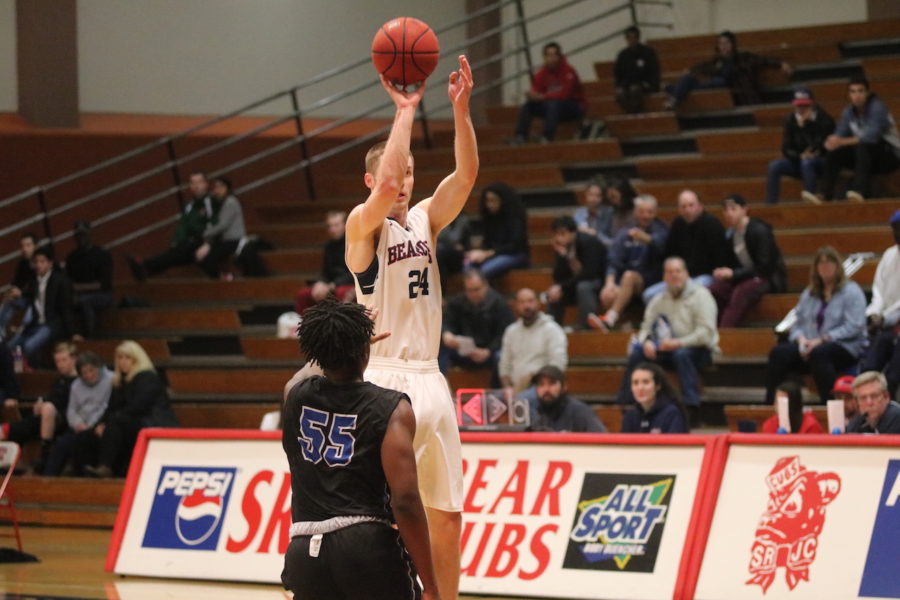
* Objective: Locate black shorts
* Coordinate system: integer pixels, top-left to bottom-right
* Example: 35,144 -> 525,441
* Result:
282,522 -> 420,600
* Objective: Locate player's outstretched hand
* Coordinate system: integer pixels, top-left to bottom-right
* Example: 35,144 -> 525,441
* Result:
448,54 -> 473,107
363,306 -> 391,345
380,74 -> 426,109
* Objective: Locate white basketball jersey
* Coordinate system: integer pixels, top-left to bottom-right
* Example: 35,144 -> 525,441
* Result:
353,206 -> 442,361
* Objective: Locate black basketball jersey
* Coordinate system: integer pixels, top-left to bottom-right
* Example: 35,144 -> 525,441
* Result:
283,375 -> 408,522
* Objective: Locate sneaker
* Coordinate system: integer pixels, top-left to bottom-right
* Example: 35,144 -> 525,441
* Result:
587,313 -> 612,332
801,191 -> 823,205
846,190 -> 864,203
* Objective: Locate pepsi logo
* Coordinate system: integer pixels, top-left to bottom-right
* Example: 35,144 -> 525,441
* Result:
176,489 -> 225,546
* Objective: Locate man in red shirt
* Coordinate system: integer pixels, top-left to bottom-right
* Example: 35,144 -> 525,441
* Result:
512,42 -> 586,143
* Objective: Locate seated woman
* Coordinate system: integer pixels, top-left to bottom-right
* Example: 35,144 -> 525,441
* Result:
465,182 -> 529,280
664,30 -> 791,109
621,362 -> 689,433
574,176 -> 636,248
80,340 -> 178,477
760,380 -> 824,434
764,246 -> 867,404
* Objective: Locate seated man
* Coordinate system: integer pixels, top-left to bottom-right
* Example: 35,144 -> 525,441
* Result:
590,194 -> 668,331
440,269 -> 513,387
512,42 -> 586,143
0,233 -> 37,337
765,87 -> 835,204
65,221 -> 113,338
847,371 -> 900,434
709,194 -> 787,327
127,171 -> 211,280
294,211 -> 355,315
6,246 -> 76,366
0,342 -> 78,470
196,177 -> 247,279
822,76 -> 900,202
614,26 -> 660,114
529,365 -> 606,432
860,210 -> 900,397
616,257 -> 719,414
544,216 -> 606,330
499,288 -> 568,395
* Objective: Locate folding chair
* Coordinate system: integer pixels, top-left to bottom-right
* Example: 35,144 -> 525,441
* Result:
0,441 -> 23,552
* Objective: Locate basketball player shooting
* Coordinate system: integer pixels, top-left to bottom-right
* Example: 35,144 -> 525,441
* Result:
345,55 -> 478,600
281,300 -> 439,600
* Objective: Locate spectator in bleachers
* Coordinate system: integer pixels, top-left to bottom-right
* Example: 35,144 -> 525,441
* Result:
82,340 -> 178,478
436,212 -> 472,288
621,362 -> 689,433
127,171 -> 211,281
465,182 -> 529,280
616,257 -> 718,417
614,26 -> 660,114
545,215 -> 606,330
440,269 -> 513,387
528,365 -> 606,432
664,30 -> 791,110
6,245 -> 76,367
764,246 -> 867,404
196,177 -> 247,279
575,176 -> 637,248
860,210 -> 900,397
511,42 -> 586,144
294,211 -> 355,315
589,194 -> 668,331
709,194 -> 787,327
847,371 -> 900,434
44,351 -> 112,476
822,76 -> 900,202
0,233 -> 37,339
0,342 -> 77,470
765,88 -> 835,204
760,380 -> 824,434
0,344 -> 19,405
831,375 -> 859,426
642,190 -> 729,303
500,288 -> 568,394
65,221 -> 113,338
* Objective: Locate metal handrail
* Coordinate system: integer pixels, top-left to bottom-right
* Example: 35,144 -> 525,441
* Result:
0,0 -> 658,272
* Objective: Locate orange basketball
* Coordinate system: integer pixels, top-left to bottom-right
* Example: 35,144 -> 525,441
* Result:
371,17 -> 440,87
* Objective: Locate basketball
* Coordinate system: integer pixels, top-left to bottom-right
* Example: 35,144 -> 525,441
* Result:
371,17 -> 440,87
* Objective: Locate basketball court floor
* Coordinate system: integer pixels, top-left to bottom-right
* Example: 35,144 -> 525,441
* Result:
0,526 -> 522,600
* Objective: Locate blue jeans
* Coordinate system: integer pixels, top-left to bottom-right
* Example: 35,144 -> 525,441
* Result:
665,75 -> 728,105
642,274 -> 713,305
514,99 -> 584,141
0,296 -> 28,334
766,156 -> 824,203
7,321 -> 53,365
75,291 -> 114,337
475,252 -> 529,281
617,343 -> 712,407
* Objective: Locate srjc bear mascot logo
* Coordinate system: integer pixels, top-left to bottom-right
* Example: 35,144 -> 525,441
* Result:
746,456 -> 841,593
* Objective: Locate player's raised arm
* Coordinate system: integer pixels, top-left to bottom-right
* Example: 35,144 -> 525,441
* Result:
422,55 -> 479,236
382,398 -> 441,600
345,77 -> 425,271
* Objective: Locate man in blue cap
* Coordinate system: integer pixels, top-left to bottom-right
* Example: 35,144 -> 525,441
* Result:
860,209 -> 900,399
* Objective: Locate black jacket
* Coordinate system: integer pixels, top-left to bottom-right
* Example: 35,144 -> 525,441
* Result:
621,397 -> 688,433
320,235 -> 353,287
65,244 -> 114,292
781,108 -> 835,159
479,182 -> 530,257
105,370 -> 178,428
726,217 -> 788,293
531,394 -> 607,433
11,257 -> 33,290
553,232 -> 607,291
614,43 -> 660,91
664,212 -> 730,277
443,287 -> 514,353
24,269 -> 76,339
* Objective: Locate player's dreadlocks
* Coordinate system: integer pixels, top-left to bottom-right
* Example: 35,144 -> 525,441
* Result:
297,298 -> 375,371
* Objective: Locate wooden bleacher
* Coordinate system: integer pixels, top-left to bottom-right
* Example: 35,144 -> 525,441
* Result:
3,17 -> 900,527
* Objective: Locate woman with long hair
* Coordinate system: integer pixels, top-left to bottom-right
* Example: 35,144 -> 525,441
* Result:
764,246 -> 867,404
621,362 -> 689,433
761,380 -> 824,434
82,340 -> 178,477
465,181 -> 530,280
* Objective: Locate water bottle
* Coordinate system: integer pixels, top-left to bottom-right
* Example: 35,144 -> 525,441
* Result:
13,346 -> 23,374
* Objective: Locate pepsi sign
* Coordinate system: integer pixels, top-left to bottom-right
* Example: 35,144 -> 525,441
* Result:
859,459 -> 900,598
142,467 -> 236,551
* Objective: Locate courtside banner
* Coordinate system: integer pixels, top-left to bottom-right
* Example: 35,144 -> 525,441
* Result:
108,430 -> 714,599
691,434 -> 900,600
